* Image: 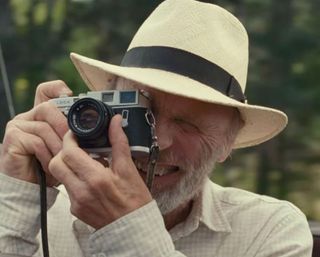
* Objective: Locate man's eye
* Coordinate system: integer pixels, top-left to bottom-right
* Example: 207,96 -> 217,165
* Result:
174,118 -> 199,132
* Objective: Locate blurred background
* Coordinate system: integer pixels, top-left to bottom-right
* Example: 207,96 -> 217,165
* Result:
0,0 -> 319,221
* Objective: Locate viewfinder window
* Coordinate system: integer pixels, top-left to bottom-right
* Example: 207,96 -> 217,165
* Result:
120,91 -> 136,103
102,92 -> 114,102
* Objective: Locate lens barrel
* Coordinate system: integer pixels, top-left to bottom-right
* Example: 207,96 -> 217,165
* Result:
67,98 -> 114,140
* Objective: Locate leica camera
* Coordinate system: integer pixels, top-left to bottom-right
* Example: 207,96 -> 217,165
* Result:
50,90 -> 152,157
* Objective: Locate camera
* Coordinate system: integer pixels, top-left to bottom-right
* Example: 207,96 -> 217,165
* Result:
50,90 -> 152,158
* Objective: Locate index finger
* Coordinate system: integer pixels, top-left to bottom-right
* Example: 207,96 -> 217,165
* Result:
61,130 -> 106,177
15,102 -> 69,139
34,80 -> 73,106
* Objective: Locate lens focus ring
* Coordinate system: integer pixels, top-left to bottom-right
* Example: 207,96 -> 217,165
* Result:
67,98 -> 114,139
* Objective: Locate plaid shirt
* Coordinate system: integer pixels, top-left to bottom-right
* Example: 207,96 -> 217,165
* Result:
0,172 -> 312,257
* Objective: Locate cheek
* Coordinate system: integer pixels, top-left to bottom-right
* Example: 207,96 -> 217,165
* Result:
173,127 -> 225,167
172,131 -> 211,165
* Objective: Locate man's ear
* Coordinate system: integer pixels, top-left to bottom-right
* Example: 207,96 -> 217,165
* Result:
216,109 -> 243,163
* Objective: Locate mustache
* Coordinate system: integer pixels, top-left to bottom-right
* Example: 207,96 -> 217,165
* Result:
155,147 -> 214,171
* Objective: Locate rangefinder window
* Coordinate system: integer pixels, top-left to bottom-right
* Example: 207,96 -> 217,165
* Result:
120,91 -> 136,104
102,92 -> 114,102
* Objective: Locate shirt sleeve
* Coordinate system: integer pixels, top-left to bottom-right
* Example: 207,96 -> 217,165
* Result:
253,204 -> 313,257
89,200 -> 187,257
0,173 -> 59,257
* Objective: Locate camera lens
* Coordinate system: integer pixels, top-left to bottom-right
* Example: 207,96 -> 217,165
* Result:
78,107 -> 99,130
67,98 -> 114,140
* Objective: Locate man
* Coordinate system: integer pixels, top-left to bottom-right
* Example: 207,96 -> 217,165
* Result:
0,0 -> 313,256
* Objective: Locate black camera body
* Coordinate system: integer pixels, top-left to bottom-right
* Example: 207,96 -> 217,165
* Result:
50,90 -> 152,157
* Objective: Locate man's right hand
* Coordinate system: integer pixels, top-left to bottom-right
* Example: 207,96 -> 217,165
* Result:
0,80 -> 72,186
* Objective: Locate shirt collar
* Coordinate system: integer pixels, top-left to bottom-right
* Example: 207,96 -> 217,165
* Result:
170,178 -> 231,241
199,179 -> 232,233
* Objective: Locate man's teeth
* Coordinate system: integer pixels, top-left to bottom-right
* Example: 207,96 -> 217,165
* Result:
155,168 -> 172,176
134,159 -> 178,176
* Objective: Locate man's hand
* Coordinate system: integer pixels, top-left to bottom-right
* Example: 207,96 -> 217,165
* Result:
48,114 -> 153,229
0,80 -> 72,186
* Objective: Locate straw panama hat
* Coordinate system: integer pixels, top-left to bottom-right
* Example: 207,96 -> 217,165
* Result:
69,0 -> 288,149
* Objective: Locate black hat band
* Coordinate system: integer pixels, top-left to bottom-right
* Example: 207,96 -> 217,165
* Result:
121,46 -> 246,103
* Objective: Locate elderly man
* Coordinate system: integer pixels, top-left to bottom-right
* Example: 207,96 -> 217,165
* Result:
0,0 -> 313,256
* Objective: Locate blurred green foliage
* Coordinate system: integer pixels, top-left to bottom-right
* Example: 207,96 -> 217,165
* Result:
0,0 -> 319,220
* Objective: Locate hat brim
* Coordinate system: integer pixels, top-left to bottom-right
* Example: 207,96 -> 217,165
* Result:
70,52 -> 287,149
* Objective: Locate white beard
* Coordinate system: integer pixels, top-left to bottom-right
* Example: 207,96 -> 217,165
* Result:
151,151 -> 217,215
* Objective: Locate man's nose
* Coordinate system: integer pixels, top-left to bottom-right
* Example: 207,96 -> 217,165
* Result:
155,121 -> 174,151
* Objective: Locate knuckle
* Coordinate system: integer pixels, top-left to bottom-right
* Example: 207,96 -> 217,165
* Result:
53,79 -> 66,86
48,156 -> 58,171
87,175 -> 109,191
58,80 -> 68,87
5,119 -> 16,130
61,147 -> 76,163
36,82 -> 47,93
35,82 -> 50,99
73,190 -> 91,206
35,121 -> 53,135
33,138 -> 47,153
33,102 -> 55,120
119,138 -> 130,149
14,109 -> 34,120
38,122 -> 51,132
37,101 -> 53,112
13,113 -> 26,120
4,126 -> 20,143
36,80 -> 66,94
35,80 -> 68,105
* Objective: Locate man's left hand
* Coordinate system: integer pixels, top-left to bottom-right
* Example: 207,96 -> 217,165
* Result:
48,114 -> 152,229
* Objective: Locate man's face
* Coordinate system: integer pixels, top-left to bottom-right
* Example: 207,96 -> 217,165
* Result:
131,88 -> 237,214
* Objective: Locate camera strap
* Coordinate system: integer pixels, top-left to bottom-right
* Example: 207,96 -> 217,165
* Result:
36,160 -> 50,257
145,110 -> 159,191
